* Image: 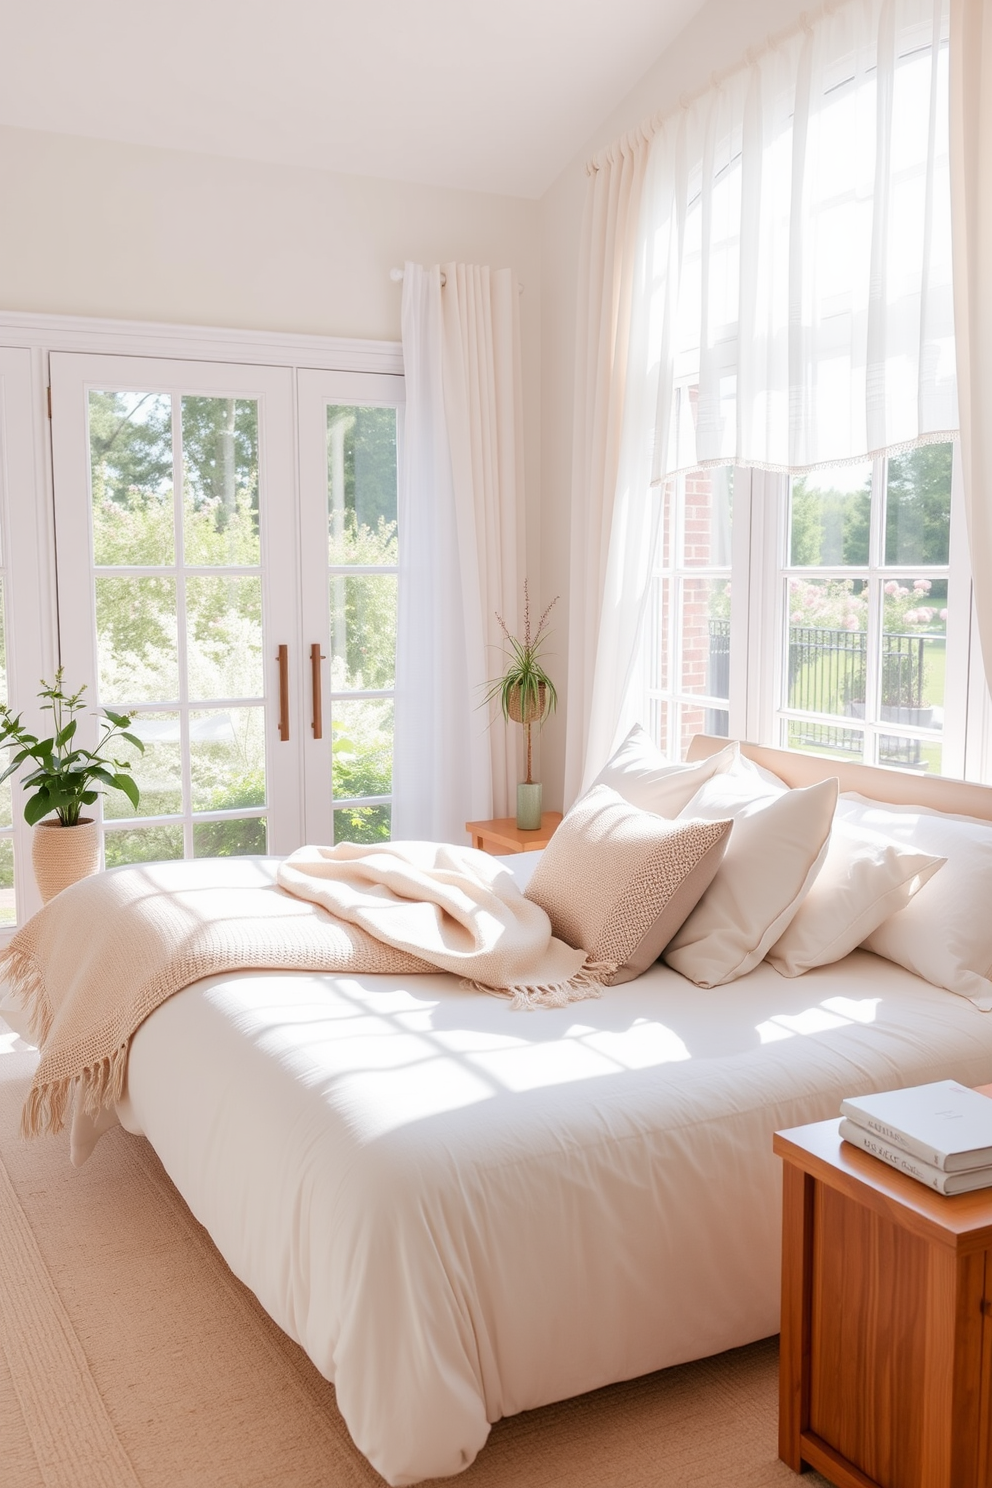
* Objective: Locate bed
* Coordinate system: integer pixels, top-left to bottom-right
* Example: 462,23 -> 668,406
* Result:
12,739 -> 992,1485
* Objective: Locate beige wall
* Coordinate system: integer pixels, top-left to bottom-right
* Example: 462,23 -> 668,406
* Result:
0,120 -> 544,603
537,0 -> 809,805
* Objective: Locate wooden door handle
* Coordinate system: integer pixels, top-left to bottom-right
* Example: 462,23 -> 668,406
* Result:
277,644 -> 289,741
310,643 -> 325,739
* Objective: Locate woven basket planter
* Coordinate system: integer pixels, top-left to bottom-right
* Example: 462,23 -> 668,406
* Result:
506,682 -> 547,725
32,818 -> 101,904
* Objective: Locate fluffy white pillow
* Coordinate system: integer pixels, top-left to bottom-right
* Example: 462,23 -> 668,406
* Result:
766,820 -> 945,977
664,775 -> 838,987
837,794 -> 992,1010
588,725 -> 739,817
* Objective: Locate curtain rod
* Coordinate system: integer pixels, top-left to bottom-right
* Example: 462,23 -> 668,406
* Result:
390,267 -> 524,293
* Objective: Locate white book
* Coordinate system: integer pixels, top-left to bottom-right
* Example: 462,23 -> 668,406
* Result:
839,1119 -> 992,1196
840,1080 -> 992,1173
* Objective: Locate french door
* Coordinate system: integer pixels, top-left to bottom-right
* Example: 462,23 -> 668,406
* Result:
50,352 -> 403,866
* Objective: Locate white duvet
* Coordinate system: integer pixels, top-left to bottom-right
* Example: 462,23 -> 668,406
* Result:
116,863 -> 992,1485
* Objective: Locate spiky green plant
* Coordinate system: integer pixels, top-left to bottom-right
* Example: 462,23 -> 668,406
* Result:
483,583 -> 558,785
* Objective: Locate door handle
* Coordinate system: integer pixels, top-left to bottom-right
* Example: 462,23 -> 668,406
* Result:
311,643 -> 326,739
277,644 -> 290,741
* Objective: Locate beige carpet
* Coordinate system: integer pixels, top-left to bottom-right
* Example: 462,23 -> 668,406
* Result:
0,1026 -> 828,1488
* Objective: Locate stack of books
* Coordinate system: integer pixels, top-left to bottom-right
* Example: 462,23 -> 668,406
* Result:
839,1080 -> 992,1196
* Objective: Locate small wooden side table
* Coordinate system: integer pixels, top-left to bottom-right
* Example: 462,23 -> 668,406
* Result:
775,1089 -> 992,1488
465,813 -> 562,855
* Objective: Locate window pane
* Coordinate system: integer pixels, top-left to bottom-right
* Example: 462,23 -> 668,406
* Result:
785,720 -> 864,759
104,823 -> 184,868
0,776 -> 10,830
186,575 -> 263,700
789,463 -> 872,566
334,805 -> 391,846
96,576 -> 179,703
104,712 -> 182,820
881,576 -> 947,726
787,578 -> 868,720
327,405 -> 398,564
193,816 -> 266,857
876,736 -> 942,773
0,839 -> 14,926
90,391 -> 174,566
332,698 -> 393,801
189,707 -> 265,814
182,397 -> 260,567
681,577 -> 731,698
329,573 -> 397,691
884,445 -> 952,567
682,466 -> 732,566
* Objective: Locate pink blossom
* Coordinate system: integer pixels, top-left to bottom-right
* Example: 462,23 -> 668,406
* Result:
940,608 -> 948,621
884,580 -> 900,596
913,579 -> 932,593
844,616 -> 859,630
917,607 -> 933,623
790,611 -> 803,623
902,609 -> 919,624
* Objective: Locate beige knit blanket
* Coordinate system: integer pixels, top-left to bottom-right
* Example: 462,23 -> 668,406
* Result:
1,846 -> 601,1139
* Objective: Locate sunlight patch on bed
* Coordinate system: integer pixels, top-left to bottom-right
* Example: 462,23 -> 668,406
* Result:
757,997 -> 880,1044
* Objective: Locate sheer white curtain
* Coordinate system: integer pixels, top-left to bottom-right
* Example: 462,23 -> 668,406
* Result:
392,262 -> 524,840
576,0 -> 958,793
950,0 -> 992,689
562,134 -> 652,805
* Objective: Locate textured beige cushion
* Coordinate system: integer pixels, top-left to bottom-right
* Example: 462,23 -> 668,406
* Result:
524,784 -> 732,985
589,725 -> 740,817
766,820 -> 945,977
664,776 -> 838,987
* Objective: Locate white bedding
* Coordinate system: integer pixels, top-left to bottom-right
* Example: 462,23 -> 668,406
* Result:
117,867 -> 992,1484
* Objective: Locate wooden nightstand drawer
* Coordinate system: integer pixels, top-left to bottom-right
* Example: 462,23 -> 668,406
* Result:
775,1091 -> 992,1488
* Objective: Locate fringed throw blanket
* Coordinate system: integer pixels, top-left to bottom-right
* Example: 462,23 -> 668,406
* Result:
1,845 -> 603,1139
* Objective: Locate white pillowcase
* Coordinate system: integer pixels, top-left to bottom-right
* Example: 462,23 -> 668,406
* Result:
836,794 -> 992,1010
588,725 -> 739,817
664,775 -> 838,987
766,820 -> 945,977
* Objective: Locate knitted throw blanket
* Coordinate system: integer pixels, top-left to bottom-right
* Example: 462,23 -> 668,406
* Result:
1,846 -> 602,1139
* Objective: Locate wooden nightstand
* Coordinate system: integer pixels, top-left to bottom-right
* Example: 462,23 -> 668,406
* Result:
775,1087 -> 992,1488
465,813 -> 563,855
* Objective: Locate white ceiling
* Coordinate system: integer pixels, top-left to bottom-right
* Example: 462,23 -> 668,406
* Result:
0,0 -> 705,199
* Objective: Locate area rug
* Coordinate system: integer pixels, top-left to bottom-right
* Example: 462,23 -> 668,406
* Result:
0,1025 -> 828,1488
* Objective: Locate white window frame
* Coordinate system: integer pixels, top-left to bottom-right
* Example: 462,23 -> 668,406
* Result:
643,442 -> 987,783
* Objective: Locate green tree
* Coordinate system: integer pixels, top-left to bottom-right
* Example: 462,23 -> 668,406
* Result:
885,444 -> 952,565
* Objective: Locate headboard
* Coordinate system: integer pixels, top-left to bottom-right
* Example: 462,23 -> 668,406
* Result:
685,735 -> 992,824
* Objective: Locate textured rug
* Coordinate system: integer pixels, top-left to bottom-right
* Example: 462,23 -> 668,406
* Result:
0,1025 -> 828,1488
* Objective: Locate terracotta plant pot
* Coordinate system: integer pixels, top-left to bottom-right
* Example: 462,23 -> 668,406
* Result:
32,818 -> 101,904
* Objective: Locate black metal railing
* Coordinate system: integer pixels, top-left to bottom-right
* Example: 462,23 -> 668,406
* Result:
706,619 -> 940,767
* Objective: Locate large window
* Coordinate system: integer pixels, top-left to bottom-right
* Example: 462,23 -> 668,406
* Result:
642,439 -> 982,778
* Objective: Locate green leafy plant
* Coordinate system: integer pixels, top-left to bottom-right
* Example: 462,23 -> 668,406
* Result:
0,670 -> 144,827
483,583 -> 559,785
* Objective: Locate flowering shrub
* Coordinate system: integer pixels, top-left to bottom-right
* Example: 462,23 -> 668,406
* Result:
787,578 -> 946,634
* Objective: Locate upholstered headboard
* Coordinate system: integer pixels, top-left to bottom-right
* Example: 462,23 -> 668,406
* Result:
685,735 -> 992,824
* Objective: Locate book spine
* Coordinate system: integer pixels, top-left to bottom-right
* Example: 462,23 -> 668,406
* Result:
838,1119 -> 954,1194
839,1103 -> 948,1170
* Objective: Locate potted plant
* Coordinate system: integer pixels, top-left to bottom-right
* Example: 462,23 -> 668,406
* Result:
484,584 -> 558,830
0,670 -> 143,902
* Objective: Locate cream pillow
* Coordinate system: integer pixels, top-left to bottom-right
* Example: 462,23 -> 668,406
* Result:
664,776 -> 838,987
588,725 -> 739,817
836,794 -> 992,1010
524,784 -> 732,985
765,820 -> 945,977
